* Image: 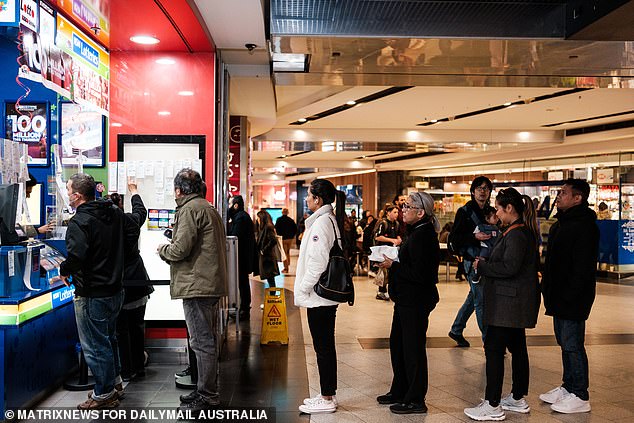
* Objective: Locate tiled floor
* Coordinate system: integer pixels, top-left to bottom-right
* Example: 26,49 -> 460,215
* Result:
34,253 -> 634,422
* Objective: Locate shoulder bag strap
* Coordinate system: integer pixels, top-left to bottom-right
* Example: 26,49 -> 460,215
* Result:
501,223 -> 525,238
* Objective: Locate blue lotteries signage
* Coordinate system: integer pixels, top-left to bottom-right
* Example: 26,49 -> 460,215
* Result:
51,285 -> 75,308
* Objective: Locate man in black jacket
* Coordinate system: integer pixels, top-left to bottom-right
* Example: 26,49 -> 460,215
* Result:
447,176 -> 492,347
275,208 -> 297,273
228,195 -> 256,319
57,173 -> 127,409
539,179 -> 598,414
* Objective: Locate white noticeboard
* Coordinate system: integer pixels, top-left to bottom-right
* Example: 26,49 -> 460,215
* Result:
122,143 -> 203,321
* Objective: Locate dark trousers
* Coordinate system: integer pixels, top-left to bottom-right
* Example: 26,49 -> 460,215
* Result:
116,304 -> 147,376
307,305 -> 338,396
238,270 -> 251,312
554,318 -> 589,400
484,325 -> 530,406
389,304 -> 431,405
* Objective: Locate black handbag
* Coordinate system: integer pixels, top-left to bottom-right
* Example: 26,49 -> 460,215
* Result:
313,218 -> 355,306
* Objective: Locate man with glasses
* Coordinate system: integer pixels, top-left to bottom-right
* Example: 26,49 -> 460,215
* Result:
539,179 -> 598,414
447,176 -> 493,347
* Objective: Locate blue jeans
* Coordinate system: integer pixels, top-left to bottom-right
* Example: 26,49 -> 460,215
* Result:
450,260 -> 486,339
74,289 -> 124,398
554,318 -> 589,400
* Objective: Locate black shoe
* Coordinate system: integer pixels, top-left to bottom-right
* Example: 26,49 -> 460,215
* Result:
121,372 -> 137,382
389,402 -> 428,414
448,331 -> 470,347
377,392 -> 402,405
175,366 -> 191,378
178,395 -> 219,412
179,390 -> 199,404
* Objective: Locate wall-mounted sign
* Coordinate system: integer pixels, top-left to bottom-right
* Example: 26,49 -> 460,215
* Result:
597,168 -> 614,184
0,0 -> 19,26
4,102 -> 49,166
228,116 -> 242,197
415,181 -> 429,189
548,171 -> 564,181
48,0 -> 109,47
20,0 -> 37,31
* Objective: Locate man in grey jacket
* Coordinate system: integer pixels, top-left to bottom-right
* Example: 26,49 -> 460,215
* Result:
158,169 -> 228,411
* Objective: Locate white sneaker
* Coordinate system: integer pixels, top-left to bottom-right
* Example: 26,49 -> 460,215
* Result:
303,394 -> 338,407
551,393 -> 591,414
539,386 -> 569,404
499,394 -> 530,413
298,397 -> 337,414
464,400 -> 506,421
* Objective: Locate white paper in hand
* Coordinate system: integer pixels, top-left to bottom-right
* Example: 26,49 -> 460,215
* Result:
368,245 -> 399,263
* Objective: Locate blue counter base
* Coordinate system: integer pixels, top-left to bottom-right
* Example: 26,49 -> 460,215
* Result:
2,301 -> 78,414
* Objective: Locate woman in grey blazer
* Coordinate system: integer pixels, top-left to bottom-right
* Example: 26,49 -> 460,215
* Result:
464,188 -> 540,421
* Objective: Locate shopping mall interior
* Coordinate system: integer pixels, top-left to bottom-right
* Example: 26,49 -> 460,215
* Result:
0,0 -> 633,422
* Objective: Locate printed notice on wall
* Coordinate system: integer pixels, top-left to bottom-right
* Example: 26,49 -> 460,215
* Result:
117,162 -> 127,193
8,250 -> 15,277
108,162 -> 118,193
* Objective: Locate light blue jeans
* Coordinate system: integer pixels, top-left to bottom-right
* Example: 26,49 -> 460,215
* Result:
450,260 -> 487,339
74,289 -> 124,398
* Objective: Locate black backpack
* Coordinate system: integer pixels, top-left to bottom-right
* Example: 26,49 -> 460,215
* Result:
447,205 -> 483,259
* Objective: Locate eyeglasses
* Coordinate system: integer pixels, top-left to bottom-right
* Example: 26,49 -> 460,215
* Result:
475,186 -> 490,192
402,204 -> 420,210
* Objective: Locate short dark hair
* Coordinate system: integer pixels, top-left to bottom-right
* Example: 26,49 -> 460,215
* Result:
564,178 -> 590,202
174,169 -> 203,195
470,176 -> 493,200
230,195 -> 245,211
483,205 -> 497,217
69,173 -> 96,201
26,173 -> 37,188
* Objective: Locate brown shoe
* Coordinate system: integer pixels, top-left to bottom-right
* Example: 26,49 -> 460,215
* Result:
77,394 -> 119,409
88,384 -> 125,400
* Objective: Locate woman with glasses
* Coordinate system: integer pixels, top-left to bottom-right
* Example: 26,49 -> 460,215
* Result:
375,192 -> 440,415
464,187 -> 540,421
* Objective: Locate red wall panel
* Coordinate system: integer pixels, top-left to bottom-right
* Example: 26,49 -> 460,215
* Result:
109,51 -> 215,198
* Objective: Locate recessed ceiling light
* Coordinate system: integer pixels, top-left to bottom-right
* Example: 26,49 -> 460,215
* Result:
430,119 -> 438,123
143,92 -> 149,96
111,122 -> 122,127
346,100 -> 356,106
130,35 -> 160,45
298,118 -> 307,123
158,111 -> 171,116
156,58 -> 175,65
178,91 -> 194,96
504,102 -> 512,106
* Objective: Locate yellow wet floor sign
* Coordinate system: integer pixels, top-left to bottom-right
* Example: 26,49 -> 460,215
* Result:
261,287 -> 288,345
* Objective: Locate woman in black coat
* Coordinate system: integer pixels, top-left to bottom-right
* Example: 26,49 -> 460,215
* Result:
464,188 -> 540,421
376,192 -> 440,415
256,210 -> 280,287
112,183 -> 154,381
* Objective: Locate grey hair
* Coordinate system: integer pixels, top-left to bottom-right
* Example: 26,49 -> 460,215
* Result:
410,191 -> 440,232
174,169 -> 203,195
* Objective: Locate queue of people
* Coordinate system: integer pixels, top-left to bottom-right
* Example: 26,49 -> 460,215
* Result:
54,171 -> 599,419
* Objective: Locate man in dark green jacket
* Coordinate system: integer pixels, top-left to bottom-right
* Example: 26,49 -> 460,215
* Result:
540,179 -> 598,414
158,169 -> 228,411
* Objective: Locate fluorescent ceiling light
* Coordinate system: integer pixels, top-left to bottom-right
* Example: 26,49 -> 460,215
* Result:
156,58 -> 175,65
297,118 -> 307,123
178,91 -> 194,96
130,35 -> 160,45
272,53 -> 309,72
158,111 -> 171,116
111,122 -> 122,127
346,100 -> 356,106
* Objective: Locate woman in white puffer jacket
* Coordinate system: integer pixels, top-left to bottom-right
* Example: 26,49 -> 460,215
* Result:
296,179 -> 346,415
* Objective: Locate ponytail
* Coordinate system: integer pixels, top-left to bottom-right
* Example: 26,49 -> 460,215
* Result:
521,194 -> 540,250
334,190 -> 346,237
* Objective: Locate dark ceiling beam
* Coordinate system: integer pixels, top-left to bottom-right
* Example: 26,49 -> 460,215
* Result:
566,0 -> 634,40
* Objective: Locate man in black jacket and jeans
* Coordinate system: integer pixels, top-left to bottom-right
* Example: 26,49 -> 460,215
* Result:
56,173 -> 127,409
539,179 -> 598,414
275,208 -> 297,273
447,176 -> 493,347
228,195 -> 256,318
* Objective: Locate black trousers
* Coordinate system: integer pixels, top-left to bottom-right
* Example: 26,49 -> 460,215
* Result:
389,304 -> 431,405
238,270 -> 251,311
484,325 -> 530,406
116,305 -> 147,376
307,305 -> 338,396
